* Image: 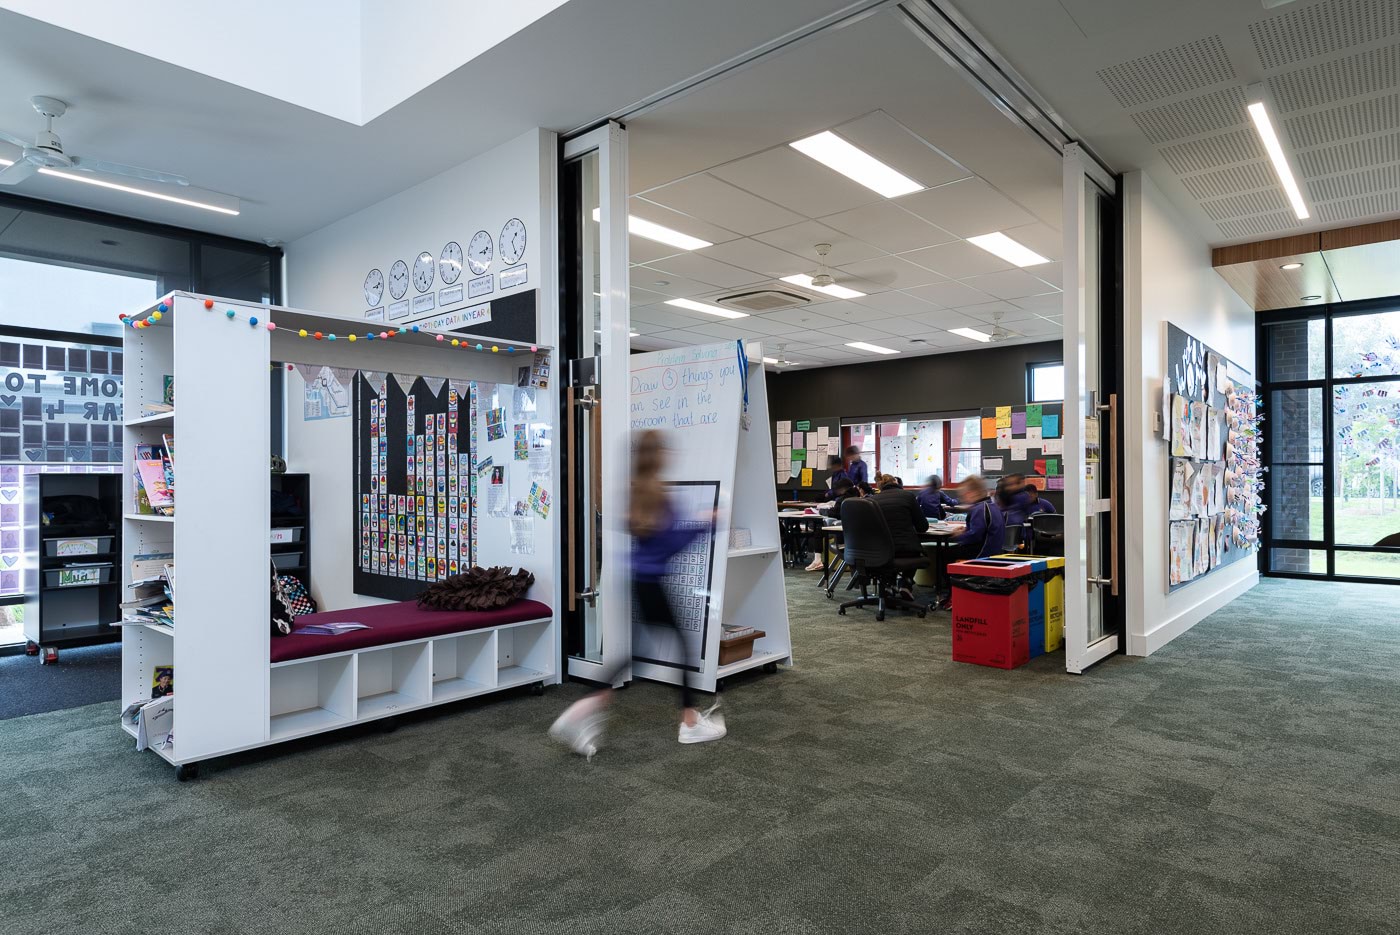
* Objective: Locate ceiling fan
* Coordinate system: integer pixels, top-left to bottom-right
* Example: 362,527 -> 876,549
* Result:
771,344 -> 794,369
0,96 -> 190,188
809,243 -> 837,288
988,311 -> 1014,343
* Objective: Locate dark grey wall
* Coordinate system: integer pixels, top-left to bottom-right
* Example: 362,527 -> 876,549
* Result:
765,341 -> 1061,423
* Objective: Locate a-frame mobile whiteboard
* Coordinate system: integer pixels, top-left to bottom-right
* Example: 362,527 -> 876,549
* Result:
628,341 -> 791,693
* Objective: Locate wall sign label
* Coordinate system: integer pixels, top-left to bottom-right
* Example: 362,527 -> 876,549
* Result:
387,300 -> 411,320
417,303 -> 492,331
411,293 -> 435,315
365,307 -> 385,321
467,273 -> 494,299
438,283 -> 465,309
499,264 -> 528,290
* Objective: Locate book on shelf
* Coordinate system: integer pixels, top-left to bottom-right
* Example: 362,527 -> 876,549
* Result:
139,402 -> 174,416
296,621 -> 369,636
131,552 -> 173,581
122,557 -> 175,626
133,443 -> 174,515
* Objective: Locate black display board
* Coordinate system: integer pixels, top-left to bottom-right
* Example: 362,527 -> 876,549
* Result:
979,402 -> 1066,503
457,289 -> 537,343
773,414 -> 840,493
353,372 -> 472,601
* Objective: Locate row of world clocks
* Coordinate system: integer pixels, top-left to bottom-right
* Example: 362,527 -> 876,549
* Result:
363,218 -> 527,307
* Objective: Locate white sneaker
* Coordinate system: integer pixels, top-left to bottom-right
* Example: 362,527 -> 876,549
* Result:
549,700 -> 605,760
678,706 -> 727,744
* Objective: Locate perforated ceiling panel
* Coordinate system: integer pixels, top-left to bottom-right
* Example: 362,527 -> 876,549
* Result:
1097,0 -> 1400,242
1096,36 -> 1235,108
1249,0 -> 1400,70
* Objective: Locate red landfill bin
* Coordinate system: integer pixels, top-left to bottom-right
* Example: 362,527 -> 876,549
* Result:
947,558 -> 1033,669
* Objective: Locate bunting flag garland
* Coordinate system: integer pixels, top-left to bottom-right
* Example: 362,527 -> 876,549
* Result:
120,296 -> 540,357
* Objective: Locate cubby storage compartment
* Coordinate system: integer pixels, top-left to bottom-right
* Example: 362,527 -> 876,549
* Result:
357,642 -> 430,719
496,619 -> 553,687
431,630 -> 497,702
270,655 -> 355,741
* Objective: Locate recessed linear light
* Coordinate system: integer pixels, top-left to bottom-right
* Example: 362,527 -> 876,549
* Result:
949,327 -> 992,343
1246,96 -> 1309,220
665,297 -> 749,319
780,273 -> 866,299
789,131 -> 923,198
1280,262 -> 1303,270
762,356 -> 800,366
967,232 -> 1050,268
0,158 -> 240,215
845,341 -> 898,355
590,207 -> 711,250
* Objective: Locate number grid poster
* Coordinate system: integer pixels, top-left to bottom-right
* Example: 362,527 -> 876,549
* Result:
353,371 -> 473,601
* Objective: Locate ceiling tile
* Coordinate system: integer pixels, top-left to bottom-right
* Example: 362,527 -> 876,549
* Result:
819,322 -> 893,342
1012,316 -> 1063,336
1007,292 -> 1063,313
752,220 -> 884,268
627,197 -> 741,246
863,318 -> 924,337
628,286 -> 671,307
999,221 -> 1061,262
709,146 -> 885,217
754,306 -> 851,329
735,316 -> 804,336
904,280 -> 999,308
646,253 -> 768,289
956,301 -> 1038,323
630,305 -> 713,329
899,239 -> 1016,278
633,268 -> 719,298
898,177 -> 1036,237
851,290 -> 935,316
836,255 -> 946,290
820,200 -> 958,254
900,308 -> 990,331
960,268 -> 1061,300
834,110 -> 974,191
683,321 -> 762,340
1032,261 -> 1062,288
652,328 -> 710,345
697,238 -> 812,277
637,173 -> 804,235
628,234 -> 688,266
805,301 -> 892,324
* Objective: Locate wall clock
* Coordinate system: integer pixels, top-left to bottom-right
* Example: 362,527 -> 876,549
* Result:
439,241 -> 463,285
412,251 -> 435,293
467,230 -> 493,275
363,268 -> 384,307
500,218 -> 526,266
388,260 -> 409,300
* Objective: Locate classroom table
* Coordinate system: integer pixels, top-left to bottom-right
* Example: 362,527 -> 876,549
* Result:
777,510 -> 830,567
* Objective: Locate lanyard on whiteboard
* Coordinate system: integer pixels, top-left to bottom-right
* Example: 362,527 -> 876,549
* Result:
736,339 -> 750,430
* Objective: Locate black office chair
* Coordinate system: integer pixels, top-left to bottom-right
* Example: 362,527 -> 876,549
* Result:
1031,513 -> 1065,556
836,498 -> 928,621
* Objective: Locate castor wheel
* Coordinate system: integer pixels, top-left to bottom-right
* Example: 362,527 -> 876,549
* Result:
716,678 -> 727,691
381,719 -> 398,733
531,681 -> 544,696
24,640 -> 39,657
917,609 -> 927,619
763,661 -> 778,674
175,763 -> 200,782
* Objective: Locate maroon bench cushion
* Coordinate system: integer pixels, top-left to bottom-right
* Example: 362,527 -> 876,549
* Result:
271,598 -> 553,664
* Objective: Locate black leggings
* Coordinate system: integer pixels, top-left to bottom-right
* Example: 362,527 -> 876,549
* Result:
600,578 -> 694,710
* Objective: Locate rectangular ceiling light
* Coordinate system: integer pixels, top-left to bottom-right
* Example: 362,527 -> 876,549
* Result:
949,327 -> 992,343
780,273 -> 866,299
665,297 -> 749,319
845,341 -> 898,355
0,158 -> 241,215
790,131 -> 924,198
1246,96 -> 1309,220
762,356 -> 800,366
591,207 -> 711,250
967,232 -> 1050,267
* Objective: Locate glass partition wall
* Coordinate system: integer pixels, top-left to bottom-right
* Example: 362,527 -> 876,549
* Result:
1261,301 -> 1400,582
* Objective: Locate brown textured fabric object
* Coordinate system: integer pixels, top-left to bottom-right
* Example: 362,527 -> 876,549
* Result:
417,566 -> 535,611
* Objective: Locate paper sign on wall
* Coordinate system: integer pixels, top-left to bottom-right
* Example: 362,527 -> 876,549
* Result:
995,406 -> 1012,428
996,428 -> 1012,448
800,468 -> 813,487
981,417 -> 997,439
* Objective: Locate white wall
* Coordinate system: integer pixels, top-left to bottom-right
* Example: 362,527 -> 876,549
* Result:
282,128 -> 557,611
1122,170 -> 1258,655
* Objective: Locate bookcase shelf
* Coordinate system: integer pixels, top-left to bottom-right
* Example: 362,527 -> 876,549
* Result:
125,411 -> 175,427
124,513 -> 174,523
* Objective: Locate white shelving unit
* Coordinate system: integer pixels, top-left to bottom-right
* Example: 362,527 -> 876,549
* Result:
628,342 -> 792,693
119,292 -> 559,778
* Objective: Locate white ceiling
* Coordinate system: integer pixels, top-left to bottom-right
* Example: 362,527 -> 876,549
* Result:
955,0 -> 1400,246
0,0 -> 864,242
623,8 -> 1065,369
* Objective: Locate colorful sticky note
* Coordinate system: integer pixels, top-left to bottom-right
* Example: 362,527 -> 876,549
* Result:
1033,458 -> 1047,476
1026,404 -> 1042,427
1043,414 -> 1060,438
996,428 -> 1012,448
1046,458 -> 1060,476
1011,410 -> 1027,434
795,420 -> 811,431
801,468 -> 813,487
1047,476 -> 1065,491
791,448 -> 806,461
981,417 -> 997,439
995,406 -> 1012,429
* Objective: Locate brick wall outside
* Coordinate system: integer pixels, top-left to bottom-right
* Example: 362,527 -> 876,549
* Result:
1267,320 -> 1321,573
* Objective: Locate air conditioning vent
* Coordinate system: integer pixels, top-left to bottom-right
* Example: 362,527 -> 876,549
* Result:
718,289 -> 811,312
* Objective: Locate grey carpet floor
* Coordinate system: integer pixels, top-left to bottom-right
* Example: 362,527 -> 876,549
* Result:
0,640 -> 121,720
1,575 -> 1398,935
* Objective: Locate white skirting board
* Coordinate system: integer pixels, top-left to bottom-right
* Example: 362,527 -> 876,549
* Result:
1128,569 -> 1259,656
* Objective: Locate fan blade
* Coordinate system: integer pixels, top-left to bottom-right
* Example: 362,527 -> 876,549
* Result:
0,128 -> 29,149
0,160 -> 38,186
69,156 -> 189,187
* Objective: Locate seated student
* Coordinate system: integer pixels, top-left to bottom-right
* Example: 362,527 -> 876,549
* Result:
843,445 -> 870,491
871,475 -> 928,597
916,474 -> 958,520
953,475 -> 1005,560
1015,483 -> 1056,547
822,455 -> 851,500
806,477 -> 860,570
996,473 -> 1053,550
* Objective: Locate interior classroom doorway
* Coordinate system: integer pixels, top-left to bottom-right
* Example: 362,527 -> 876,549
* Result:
557,2 -> 1125,677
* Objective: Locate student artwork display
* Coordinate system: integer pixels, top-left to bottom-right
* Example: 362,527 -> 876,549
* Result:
352,371 -> 473,601
1163,323 -> 1263,591
979,402 -> 1065,493
772,415 -> 839,487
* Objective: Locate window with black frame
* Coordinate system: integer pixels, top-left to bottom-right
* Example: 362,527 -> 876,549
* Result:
1262,304 -> 1400,582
